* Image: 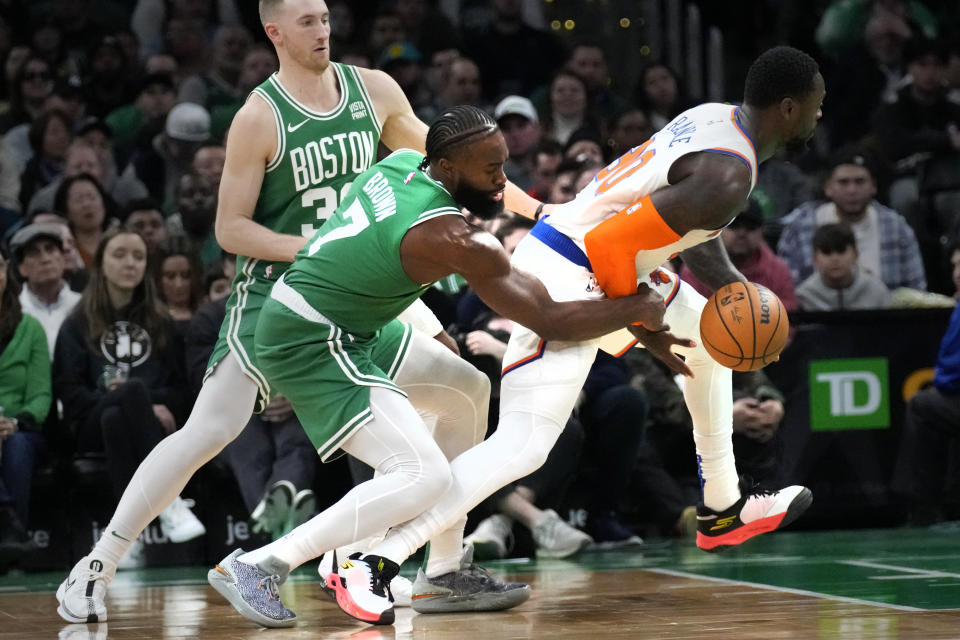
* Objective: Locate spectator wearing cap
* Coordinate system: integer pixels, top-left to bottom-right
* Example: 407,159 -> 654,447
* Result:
131,102 -> 211,208
873,39 -> 960,231
378,42 -> 430,114
12,223 -> 81,358
495,95 -> 542,193
681,199 -> 799,311
105,73 -> 177,160
178,24 -> 252,111
777,151 -> 926,291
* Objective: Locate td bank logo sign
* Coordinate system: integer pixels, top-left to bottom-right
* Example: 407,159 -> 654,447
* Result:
809,358 -> 889,430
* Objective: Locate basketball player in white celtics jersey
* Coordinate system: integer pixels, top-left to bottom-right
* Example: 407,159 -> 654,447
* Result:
331,46 -> 827,622
57,0 -> 544,625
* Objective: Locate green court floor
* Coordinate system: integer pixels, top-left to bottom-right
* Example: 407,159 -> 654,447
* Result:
5,527 -> 960,611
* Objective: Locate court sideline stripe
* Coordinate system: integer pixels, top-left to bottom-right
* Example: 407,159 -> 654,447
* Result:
646,567 -> 925,612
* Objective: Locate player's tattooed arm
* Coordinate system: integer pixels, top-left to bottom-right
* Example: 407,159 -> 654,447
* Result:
679,238 -> 747,290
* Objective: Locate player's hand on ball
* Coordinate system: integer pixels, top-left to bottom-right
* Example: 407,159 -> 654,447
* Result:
628,324 -> 696,378
632,283 -> 667,331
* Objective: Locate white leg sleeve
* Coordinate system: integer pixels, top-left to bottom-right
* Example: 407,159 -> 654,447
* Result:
93,352 -> 258,575
240,387 -> 451,570
660,278 -> 740,510
368,335 -> 596,565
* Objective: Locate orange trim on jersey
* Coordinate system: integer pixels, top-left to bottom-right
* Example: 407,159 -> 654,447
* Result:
501,339 -> 547,376
730,106 -> 757,157
583,195 -> 681,299
612,274 -> 682,357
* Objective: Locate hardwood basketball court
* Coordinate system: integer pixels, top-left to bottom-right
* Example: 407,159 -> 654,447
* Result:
7,527 -> 960,639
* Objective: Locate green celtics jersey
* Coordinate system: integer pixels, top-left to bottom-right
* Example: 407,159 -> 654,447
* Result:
243,63 -> 381,282
281,149 -> 461,335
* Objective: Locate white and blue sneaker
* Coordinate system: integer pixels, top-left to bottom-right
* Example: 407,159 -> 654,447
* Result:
207,549 -> 296,628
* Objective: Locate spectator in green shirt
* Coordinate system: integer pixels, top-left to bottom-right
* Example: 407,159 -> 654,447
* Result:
0,245 -> 50,555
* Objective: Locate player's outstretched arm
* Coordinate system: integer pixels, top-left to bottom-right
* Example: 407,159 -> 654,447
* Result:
214,95 -> 310,262
679,238 -> 747,291
360,68 -> 543,220
401,217 -> 666,341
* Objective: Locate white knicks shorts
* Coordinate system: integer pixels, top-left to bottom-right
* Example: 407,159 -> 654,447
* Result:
499,232 -> 708,422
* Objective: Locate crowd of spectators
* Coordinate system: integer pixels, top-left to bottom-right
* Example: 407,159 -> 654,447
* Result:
0,0 -> 959,568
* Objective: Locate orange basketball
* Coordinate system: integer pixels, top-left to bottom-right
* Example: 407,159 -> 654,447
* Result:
699,282 -> 789,372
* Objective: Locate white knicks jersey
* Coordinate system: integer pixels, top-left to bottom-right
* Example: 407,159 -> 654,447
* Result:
545,103 -> 758,278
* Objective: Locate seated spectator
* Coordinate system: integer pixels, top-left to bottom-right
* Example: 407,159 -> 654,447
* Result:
605,108 -> 652,158
796,223 -> 892,310
564,127 -> 606,166
28,212 -> 88,291
815,0 -> 937,59
635,61 -> 689,131
27,140 -> 103,216
564,40 -> 629,122
131,102 -> 211,207
572,161 -> 603,194
52,229 -> 204,557
154,235 -> 203,326
166,172 -> 219,267
891,296 -> 960,524
0,53 -> 53,135
0,246 -> 50,559
541,70 -> 595,146
104,73 -> 177,161
494,95 -> 541,193
19,109 -> 71,209
209,45 -> 278,140
419,56 -> 485,123
11,223 -> 81,358
681,199 -> 799,311
177,24 -> 252,111
54,173 -> 115,269
777,151 -> 926,291
527,139 -> 563,202
547,158 -> 588,205
122,198 -> 169,254
84,35 -> 135,119
873,38 -> 960,224
72,117 -> 151,211
191,144 -> 225,193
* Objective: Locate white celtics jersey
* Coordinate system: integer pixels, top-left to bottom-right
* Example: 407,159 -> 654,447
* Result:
546,103 -> 759,276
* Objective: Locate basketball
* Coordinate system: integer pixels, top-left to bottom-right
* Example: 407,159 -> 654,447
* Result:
699,282 -> 789,371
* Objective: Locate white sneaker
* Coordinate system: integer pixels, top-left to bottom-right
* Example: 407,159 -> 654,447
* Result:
116,539 -> 145,570
532,509 -> 593,559
159,497 -> 206,543
696,483 -> 812,552
325,552 -> 399,625
319,550 -> 412,607
56,556 -> 111,623
463,514 -> 513,559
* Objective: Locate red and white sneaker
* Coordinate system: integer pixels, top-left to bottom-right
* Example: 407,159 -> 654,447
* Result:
325,551 -> 400,625
696,483 -> 812,552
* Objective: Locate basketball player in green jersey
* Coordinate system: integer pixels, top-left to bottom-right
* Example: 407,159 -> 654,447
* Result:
56,0 -> 544,625
207,106 -> 666,628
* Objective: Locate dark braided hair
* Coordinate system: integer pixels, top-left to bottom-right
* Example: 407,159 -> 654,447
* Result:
743,46 -> 819,109
419,105 -> 498,170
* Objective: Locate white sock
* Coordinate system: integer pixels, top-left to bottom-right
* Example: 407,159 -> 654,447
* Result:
424,516 -> 467,577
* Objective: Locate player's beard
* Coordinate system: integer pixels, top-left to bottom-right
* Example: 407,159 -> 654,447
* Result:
454,183 -> 505,220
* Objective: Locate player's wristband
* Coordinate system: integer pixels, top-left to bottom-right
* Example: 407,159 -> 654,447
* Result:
534,202 -> 545,221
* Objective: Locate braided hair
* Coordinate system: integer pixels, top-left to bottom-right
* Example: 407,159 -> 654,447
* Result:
419,105 -> 499,170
